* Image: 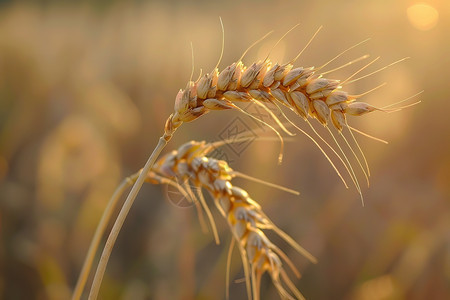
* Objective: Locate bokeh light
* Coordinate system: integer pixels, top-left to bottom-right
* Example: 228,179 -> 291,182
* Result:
407,3 -> 439,31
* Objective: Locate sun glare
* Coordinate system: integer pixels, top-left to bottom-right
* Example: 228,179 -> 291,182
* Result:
407,3 -> 439,31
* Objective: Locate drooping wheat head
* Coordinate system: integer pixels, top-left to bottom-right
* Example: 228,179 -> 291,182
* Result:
75,139 -> 316,300
148,140 -> 317,299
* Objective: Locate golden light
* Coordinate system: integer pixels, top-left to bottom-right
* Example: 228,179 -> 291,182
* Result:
407,3 -> 439,31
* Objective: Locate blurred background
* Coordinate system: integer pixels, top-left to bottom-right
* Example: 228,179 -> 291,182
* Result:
0,0 -> 449,299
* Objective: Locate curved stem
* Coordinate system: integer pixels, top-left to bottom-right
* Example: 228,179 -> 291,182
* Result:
72,173 -> 138,300
88,137 -> 168,299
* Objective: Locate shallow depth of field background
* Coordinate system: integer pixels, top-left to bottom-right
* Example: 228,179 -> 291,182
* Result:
0,0 -> 449,299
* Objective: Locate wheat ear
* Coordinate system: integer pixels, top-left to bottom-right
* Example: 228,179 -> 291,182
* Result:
163,26 -> 420,205
83,139 -> 315,299
73,135 -> 278,298
147,140 -> 317,299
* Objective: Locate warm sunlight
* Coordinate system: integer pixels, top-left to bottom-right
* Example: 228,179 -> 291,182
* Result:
407,3 -> 439,31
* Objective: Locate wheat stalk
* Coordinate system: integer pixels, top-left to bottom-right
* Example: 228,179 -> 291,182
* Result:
83,25 -> 420,299
71,170 -> 191,300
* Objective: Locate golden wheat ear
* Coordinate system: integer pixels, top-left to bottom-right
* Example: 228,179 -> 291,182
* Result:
150,139 -> 316,299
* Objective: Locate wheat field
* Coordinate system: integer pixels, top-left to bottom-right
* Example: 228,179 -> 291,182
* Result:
0,0 -> 449,299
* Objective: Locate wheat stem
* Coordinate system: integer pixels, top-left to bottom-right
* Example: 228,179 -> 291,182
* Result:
88,137 -> 168,300
225,237 -> 235,300
72,174 -> 137,300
